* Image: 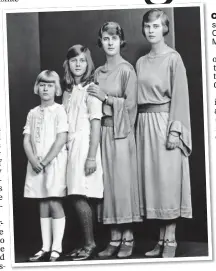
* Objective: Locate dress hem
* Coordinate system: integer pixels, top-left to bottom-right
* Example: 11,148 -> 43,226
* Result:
98,215 -> 143,224
140,207 -> 192,219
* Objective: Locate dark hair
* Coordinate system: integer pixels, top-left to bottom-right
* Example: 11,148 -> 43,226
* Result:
63,44 -> 94,92
142,9 -> 169,37
97,21 -> 126,48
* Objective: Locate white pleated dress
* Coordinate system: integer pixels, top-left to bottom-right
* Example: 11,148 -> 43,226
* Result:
63,84 -> 103,199
23,103 -> 68,198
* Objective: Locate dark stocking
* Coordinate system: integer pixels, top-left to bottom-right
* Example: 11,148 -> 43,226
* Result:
72,196 -> 95,248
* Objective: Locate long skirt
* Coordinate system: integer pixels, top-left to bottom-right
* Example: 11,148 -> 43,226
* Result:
98,125 -> 142,224
136,112 -> 192,219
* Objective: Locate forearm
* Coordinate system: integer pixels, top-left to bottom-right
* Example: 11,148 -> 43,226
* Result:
23,135 -> 36,164
87,119 -> 101,159
42,132 -> 67,166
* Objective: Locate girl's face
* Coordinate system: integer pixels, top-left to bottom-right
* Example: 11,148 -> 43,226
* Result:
38,81 -> 56,101
101,31 -> 121,56
69,52 -> 87,78
143,17 -> 164,44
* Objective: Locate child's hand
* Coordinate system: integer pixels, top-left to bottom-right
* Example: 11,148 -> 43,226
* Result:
166,132 -> 180,150
30,158 -> 43,174
84,158 -> 97,176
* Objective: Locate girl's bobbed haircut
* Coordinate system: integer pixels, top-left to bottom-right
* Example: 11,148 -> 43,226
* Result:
98,21 -> 126,48
63,44 -> 95,92
142,9 -> 169,37
34,70 -> 62,96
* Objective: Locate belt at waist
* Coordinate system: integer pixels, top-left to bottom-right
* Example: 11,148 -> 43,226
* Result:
138,102 -> 170,113
101,116 -> 114,127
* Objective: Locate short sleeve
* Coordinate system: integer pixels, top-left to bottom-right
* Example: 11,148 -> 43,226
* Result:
87,95 -> 103,121
23,110 -> 32,134
56,105 -> 68,133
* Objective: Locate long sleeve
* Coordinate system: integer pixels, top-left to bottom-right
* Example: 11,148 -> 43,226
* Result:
112,64 -> 138,139
168,53 -> 192,156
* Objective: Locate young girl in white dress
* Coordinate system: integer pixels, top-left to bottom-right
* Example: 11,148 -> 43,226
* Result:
23,70 -> 68,262
62,45 -> 103,261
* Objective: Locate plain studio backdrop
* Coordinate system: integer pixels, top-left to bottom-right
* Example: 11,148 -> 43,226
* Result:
6,6 -> 208,261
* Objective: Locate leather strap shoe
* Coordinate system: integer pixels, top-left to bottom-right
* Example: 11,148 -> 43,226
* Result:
29,250 -> 50,262
73,246 -> 96,261
98,239 -> 121,259
49,250 -> 62,262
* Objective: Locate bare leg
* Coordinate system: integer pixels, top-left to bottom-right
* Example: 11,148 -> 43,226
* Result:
164,222 -> 176,241
110,226 -> 122,246
162,221 -> 177,258
117,225 -> 134,258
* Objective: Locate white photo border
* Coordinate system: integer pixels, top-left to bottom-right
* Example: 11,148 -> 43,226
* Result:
1,2 -> 212,267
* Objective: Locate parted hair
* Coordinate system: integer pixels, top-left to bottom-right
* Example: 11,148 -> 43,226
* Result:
97,21 -> 126,48
142,9 -> 169,37
63,44 -> 94,92
34,70 -> 62,96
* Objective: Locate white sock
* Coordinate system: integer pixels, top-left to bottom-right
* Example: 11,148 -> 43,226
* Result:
40,217 -> 52,252
51,217 -> 65,254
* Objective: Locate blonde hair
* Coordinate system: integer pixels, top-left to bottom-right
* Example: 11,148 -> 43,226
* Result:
142,9 -> 169,37
34,70 -> 62,96
63,44 -> 95,92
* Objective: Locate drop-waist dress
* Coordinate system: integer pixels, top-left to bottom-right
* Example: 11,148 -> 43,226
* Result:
95,60 -> 142,224
136,48 -> 192,219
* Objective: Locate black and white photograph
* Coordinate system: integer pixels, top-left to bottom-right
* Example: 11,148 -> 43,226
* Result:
4,4 -> 211,266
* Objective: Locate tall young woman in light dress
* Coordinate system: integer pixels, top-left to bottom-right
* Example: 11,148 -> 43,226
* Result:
136,9 -> 192,257
23,70 -> 68,262
62,45 -> 103,261
87,22 -> 142,259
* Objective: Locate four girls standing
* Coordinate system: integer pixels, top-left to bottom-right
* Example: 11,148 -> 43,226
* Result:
23,8 -> 192,261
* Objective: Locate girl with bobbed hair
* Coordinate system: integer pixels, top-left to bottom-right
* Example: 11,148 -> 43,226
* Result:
24,70 -> 68,262
136,9 -> 192,258
87,22 -> 142,259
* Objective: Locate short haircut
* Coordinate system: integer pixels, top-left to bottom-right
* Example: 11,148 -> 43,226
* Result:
34,70 -> 62,96
98,21 -> 126,48
142,9 -> 169,37
63,44 -> 94,91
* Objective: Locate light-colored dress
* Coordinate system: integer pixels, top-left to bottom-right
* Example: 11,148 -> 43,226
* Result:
136,47 -> 192,219
23,103 -> 68,198
95,59 -> 142,224
63,84 -> 103,199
